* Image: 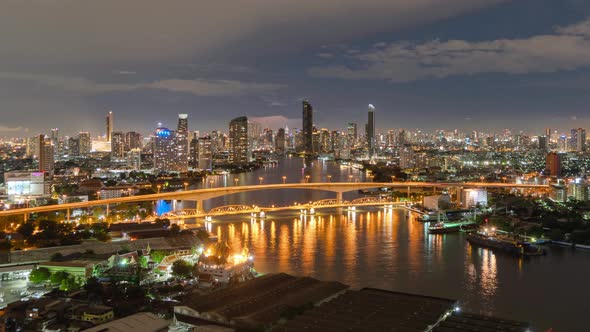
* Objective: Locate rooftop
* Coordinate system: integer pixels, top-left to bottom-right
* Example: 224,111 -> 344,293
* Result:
272,288 -> 456,332
81,312 -> 169,332
179,273 -> 348,329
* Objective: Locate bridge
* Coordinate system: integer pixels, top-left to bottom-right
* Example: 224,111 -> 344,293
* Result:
162,196 -> 405,220
0,181 -> 548,220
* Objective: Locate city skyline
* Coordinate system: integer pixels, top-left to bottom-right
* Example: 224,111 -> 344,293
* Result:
2,0 -> 590,135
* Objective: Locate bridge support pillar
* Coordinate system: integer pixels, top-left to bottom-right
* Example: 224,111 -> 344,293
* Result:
407,186 -> 411,200
197,200 -> 204,214
106,204 -> 110,217
336,192 -> 343,203
24,213 -> 28,223
66,209 -> 70,222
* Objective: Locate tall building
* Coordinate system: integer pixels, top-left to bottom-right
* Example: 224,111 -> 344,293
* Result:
538,136 -> 548,151
275,128 -> 286,152
175,114 -> 189,172
545,128 -> 551,141
570,128 -> 586,152
67,137 -> 80,157
367,104 -> 376,157
154,125 -> 175,172
125,132 -> 142,151
399,144 -> 415,169
50,128 -> 59,159
229,116 -> 250,164
546,152 -> 562,177
78,132 -> 91,156
197,136 -> 213,170
106,111 -> 114,142
111,131 -> 125,160
38,135 -> 54,173
302,100 -> 313,154
126,148 -> 141,170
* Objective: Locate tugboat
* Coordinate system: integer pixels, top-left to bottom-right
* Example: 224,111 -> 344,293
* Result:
466,228 -> 545,256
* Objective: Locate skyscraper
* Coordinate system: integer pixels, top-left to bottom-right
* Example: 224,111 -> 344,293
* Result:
546,152 -> 562,177
175,114 -> 189,172
111,131 -> 125,160
38,135 -> 54,173
197,136 -> 213,170
125,132 -> 142,151
570,128 -> 586,152
50,128 -> 59,159
367,104 -> 376,157
154,125 -> 175,172
78,132 -> 91,156
302,100 -> 313,154
229,116 -> 250,164
106,111 -> 113,142
275,128 -> 285,152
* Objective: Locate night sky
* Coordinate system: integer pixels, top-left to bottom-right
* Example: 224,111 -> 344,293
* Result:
1,0 -> 590,136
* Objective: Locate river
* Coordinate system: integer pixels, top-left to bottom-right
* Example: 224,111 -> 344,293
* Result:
165,156 -> 590,331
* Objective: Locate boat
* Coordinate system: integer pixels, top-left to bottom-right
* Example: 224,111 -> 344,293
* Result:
428,212 -> 476,234
466,228 -> 545,256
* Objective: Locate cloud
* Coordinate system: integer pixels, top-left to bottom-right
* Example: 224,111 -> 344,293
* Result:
0,72 -> 285,97
250,115 -> 299,130
0,125 -> 27,133
308,17 -> 590,82
0,1 -> 505,64
317,53 -> 334,58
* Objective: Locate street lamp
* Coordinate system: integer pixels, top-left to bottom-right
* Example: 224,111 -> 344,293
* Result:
184,182 -> 189,191
63,195 -> 67,204
391,175 -> 396,183
96,191 -> 101,200
259,177 -> 264,185
234,178 -> 239,186
282,176 -> 287,184
156,185 -> 161,193
305,175 -> 310,183
348,175 -> 353,182
327,175 -> 332,182
209,180 -> 214,188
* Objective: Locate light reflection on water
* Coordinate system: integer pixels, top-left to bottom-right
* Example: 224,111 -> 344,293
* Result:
211,208 -> 590,332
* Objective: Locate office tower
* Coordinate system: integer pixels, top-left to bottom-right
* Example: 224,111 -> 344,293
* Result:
275,128 -> 285,152
175,114 -> 189,172
197,136 -> 213,170
546,152 -> 562,177
125,131 -> 142,151
538,136 -> 548,151
26,136 -> 38,158
570,128 -> 586,152
302,100 -> 313,154
67,137 -> 80,157
320,128 -> 331,153
126,148 -> 141,170
545,128 -> 551,141
111,131 -> 125,159
367,104 -> 376,157
154,125 -> 175,172
189,135 -> 199,168
178,114 -> 188,132
558,135 -> 568,152
229,116 -> 250,164
106,111 -> 113,142
399,144 -> 415,169
50,128 -> 59,159
38,135 -> 54,173
78,132 -> 91,156
312,129 -> 321,154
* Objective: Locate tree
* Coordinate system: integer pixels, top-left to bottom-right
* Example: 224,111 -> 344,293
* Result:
195,230 -> 209,242
138,256 -> 148,269
29,267 -> 51,284
50,271 -> 69,284
84,277 -> 103,295
150,250 -> 166,264
215,242 -> 230,264
171,260 -> 192,278
60,276 -> 80,291
18,222 -> 35,238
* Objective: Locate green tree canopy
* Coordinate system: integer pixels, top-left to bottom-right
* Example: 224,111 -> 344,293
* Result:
50,270 -> 69,284
171,259 -> 192,279
18,222 -> 35,238
29,267 -> 51,284
150,250 -> 166,264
